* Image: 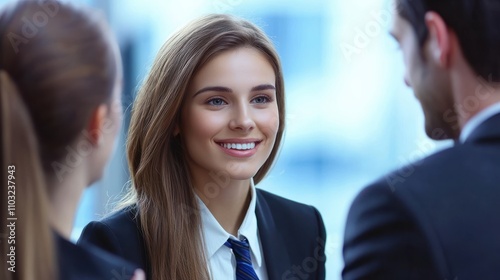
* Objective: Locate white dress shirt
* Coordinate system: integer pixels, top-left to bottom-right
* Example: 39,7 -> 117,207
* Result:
196,179 -> 268,280
459,102 -> 500,143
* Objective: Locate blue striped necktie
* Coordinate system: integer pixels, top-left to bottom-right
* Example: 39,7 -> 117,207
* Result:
224,238 -> 259,280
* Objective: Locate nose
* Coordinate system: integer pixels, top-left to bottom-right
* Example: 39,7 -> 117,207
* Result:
229,103 -> 255,133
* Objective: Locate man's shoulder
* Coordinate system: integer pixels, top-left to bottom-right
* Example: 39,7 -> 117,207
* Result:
356,141 -> 500,236
379,144 -> 485,192
346,141 -> 500,279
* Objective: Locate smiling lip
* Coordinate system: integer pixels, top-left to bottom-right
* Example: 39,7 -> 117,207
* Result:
215,139 -> 261,158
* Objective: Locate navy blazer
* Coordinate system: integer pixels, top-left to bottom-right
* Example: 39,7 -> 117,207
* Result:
78,188 -> 327,280
57,233 -> 139,280
343,113 -> 500,280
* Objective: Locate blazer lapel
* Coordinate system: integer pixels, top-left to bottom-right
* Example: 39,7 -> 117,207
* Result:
255,189 -> 291,280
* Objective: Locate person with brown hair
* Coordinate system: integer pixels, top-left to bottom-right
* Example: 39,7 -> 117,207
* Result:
0,1 -> 144,279
79,14 -> 326,280
343,0 -> 500,279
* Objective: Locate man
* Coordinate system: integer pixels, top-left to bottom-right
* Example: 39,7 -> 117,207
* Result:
342,0 -> 500,279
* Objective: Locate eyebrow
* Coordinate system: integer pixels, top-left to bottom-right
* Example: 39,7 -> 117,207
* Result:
193,84 -> 276,97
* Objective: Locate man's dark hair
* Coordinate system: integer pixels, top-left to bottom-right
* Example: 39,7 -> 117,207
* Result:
397,0 -> 500,81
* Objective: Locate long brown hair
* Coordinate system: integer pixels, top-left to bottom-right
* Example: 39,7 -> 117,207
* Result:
124,14 -> 286,280
1,71 -> 55,280
0,1 -> 118,279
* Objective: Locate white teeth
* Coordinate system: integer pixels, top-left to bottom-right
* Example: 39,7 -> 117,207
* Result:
221,142 -> 256,150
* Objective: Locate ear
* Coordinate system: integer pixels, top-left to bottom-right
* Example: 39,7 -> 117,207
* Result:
425,11 -> 452,67
86,104 -> 108,145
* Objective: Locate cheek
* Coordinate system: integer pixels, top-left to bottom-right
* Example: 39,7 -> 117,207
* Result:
183,108 -> 225,141
256,106 -> 280,138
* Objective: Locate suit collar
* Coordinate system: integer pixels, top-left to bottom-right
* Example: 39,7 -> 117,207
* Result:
255,189 -> 291,280
461,103 -> 500,143
465,112 -> 500,144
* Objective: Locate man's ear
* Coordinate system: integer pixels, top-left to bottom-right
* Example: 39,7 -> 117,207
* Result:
86,104 -> 108,146
425,11 -> 452,67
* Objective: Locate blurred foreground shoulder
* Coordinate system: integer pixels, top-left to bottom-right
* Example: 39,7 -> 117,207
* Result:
78,205 -> 149,274
57,233 -> 138,280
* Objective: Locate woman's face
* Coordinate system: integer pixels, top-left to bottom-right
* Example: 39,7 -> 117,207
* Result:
180,47 -> 279,186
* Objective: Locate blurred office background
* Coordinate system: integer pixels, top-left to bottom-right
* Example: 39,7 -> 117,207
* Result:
1,0 -> 453,279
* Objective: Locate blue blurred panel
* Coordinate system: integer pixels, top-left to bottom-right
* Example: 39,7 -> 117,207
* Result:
260,13 -> 327,79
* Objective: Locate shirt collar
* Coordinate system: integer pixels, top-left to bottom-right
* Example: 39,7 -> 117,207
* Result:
460,102 -> 500,143
196,178 -> 262,266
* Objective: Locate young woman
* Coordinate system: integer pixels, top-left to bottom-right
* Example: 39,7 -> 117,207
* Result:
79,14 -> 326,280
0,1 -> 144,279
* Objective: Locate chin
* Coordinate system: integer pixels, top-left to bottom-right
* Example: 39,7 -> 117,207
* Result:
227,172 -> 258,181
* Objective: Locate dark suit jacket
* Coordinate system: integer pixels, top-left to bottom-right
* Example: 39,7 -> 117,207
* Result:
342,113 -> 500,280
78,188 -> 326,280
57,233 -> 139,280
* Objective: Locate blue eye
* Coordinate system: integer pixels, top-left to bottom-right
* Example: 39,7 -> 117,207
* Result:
207,98 -> 227,106
252,95 -> 271,104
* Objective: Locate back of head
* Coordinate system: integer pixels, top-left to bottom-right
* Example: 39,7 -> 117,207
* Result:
1,0 -> 118,173
397,0 -> 500,82
126,14 -> 285,280
0,1 -> 119,279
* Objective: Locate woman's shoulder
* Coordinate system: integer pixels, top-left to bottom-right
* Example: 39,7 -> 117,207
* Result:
256,188 -> 324,228
57,233 -> 138,280
256,188 -> 319,214
255,188 -> 327,271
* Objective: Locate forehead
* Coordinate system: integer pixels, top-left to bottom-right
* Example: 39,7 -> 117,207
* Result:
191,47 -> 275,88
